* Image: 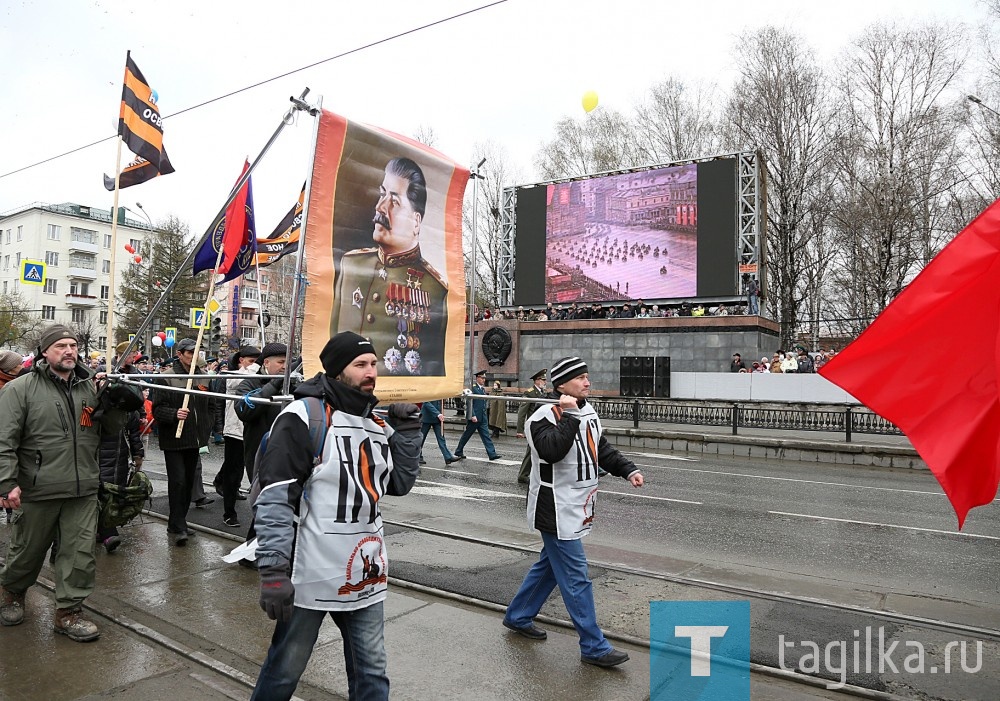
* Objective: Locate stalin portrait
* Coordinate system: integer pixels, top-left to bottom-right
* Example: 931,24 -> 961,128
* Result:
332,157 -> 448,376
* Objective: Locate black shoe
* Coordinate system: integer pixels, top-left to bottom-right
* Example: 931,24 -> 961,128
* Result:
214,485 -> 224,498
489,454 -> 504,461
237,558 -> 258,570
419,458 -> 427,465
171,532 -> 188,547
503,619 -> 547,640
102,536 -> 122,554
194,497 -> 214,508
223,516 -> 240,528
453,454 -> 467,460
445,456 -> 461,464
582,649 -> 630,667
236,493 -> 247,500
517,477 -> 529,485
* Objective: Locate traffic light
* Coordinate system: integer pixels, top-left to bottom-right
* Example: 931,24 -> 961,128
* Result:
210,316 -> 222,346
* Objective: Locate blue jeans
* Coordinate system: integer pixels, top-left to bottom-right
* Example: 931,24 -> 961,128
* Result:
251,601 -> 388,701
420,422 -> 454,461
503,531 -> 613,659
454,419 -> 498,459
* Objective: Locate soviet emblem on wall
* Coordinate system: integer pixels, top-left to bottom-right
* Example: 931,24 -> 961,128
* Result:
481,326 -> 513,367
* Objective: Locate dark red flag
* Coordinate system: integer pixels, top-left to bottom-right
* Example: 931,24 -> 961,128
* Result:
820,199 -> 1000,528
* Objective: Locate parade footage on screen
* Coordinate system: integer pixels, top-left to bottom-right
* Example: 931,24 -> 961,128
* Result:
544,164 -> 697,303
511,158 -> 737,306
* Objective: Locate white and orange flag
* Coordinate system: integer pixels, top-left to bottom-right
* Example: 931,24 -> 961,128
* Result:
303,110 -> 468,402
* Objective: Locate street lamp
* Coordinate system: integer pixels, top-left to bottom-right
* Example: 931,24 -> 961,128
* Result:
466,157 -> 487,389
125,203 -> 153,229
968,94 -> 1000,119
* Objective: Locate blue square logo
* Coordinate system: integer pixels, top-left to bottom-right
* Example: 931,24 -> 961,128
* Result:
650,601 -> 750,701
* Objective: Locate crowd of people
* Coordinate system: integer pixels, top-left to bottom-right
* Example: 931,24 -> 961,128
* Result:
0,321 -> 649,699
730,347 -> 838,374
471,299 -> 754,322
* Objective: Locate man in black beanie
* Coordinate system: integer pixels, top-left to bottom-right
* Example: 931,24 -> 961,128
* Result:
248,331 -> 421,701
234,342 -> 290,475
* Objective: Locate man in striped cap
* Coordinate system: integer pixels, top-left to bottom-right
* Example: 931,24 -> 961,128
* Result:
502,356 -> 644,668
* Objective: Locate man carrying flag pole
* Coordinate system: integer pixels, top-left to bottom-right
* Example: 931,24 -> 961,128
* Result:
820,198 -> 1000,529
105,51 -> 175,367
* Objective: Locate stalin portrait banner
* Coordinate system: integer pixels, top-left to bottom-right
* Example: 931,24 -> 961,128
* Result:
303,109 -> 469,402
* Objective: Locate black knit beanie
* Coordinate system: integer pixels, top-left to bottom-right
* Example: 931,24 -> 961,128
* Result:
320,332 -> 376,377
38,324 -> 78,353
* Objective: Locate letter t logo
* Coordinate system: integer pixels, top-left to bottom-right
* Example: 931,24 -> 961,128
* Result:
674,625 -> 729,676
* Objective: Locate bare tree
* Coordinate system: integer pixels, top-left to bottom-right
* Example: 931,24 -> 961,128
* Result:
534,108 -> 645,180
412,124 -> 438,149
727,27 -> 834,346
463,142 -> 524,309
826,22 -> 967,336
633,77 -> 723,162
0,290 -> 43,350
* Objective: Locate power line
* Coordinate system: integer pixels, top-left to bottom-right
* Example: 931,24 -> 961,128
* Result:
0,0 -> 508,182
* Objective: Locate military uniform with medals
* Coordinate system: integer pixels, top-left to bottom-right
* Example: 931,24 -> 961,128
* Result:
332,245 -> 448,376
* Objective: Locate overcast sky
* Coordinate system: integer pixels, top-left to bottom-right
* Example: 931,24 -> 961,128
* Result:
0,0 -> 987,237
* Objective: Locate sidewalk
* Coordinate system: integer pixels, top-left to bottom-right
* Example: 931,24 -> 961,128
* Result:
0,519 -> 861,701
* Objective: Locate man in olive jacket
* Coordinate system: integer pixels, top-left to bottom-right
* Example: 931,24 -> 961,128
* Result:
152,338 -> 213,546
0,324 -> 140,641
515,369 -> 547,484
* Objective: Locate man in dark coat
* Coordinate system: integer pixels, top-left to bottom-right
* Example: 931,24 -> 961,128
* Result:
152,338 -> 213,546
453,370 -> 501,461
234,343 -> 290,476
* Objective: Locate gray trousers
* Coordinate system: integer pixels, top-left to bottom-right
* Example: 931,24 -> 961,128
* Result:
1,495 -> 98,609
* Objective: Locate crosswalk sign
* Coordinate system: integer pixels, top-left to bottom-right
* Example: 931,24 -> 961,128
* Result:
164,327 -> 177,346
21,261 -> 45,286
191,308 -> 208,329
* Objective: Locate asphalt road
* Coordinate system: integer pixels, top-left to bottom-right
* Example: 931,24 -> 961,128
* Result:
142,429 -> 1000,699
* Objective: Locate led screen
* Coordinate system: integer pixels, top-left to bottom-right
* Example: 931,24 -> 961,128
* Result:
512,157 -> 737,306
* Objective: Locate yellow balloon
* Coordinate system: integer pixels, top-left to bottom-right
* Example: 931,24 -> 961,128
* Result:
582,90 -> 599,113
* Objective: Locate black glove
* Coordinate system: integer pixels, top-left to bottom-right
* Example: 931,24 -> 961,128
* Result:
259,565 -> 295,621
386,403 -> 420,431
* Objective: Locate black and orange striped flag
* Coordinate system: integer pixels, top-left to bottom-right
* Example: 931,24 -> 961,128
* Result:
104,51 -> 174,190
253,183 -> 305,267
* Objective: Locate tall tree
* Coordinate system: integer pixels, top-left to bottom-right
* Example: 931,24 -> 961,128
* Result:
727,27 -> 834,346
463,141 -> 524,309
826,22 -> 966,336
116,215 -> 206,355
534,108 -> 644,180
0,290 -> 43,350
634,77 -> 723,162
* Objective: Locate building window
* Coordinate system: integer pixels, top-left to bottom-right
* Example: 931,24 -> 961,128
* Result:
70,227 -> 98,245
15,252 -> 20,266
241,326 -> 258,339
129,239 -> 141,253
4,230 -> 9,244
45,251 -> 59,266
43,279 -> 57,294
102,259 -> 110,273
47,224 -> 61,240
16,226 -> 22,242
42,305 -> 56,320
71,309 -> 86,323
100,285 -> 109,299
98,336 -> 107,350
2,255 -> 7,270
2,281 -> 6,294
68,254 -> 95,270
104,234 -> 112,248
68,281 -> 90,296
99,311 -> 108,324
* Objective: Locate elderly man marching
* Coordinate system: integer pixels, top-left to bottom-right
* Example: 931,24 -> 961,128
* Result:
502,356 -> 644,668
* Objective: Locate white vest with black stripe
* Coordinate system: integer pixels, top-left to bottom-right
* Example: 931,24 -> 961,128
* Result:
524,402 -> 602,540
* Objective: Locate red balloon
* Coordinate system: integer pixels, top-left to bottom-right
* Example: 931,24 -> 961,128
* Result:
157,332 -> 167,341
134,255 -> 142,264
124,244 -> 135,254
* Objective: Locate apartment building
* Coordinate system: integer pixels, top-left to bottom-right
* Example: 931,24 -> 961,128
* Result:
0,202 -> 150,353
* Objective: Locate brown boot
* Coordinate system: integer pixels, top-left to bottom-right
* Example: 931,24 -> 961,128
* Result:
53,606 -> 100,642
0,587 -> 25,626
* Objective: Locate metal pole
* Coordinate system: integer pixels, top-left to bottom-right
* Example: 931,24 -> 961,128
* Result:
111,89 -> 313,372
281,93 -> 322,393
466,158 -> 486,388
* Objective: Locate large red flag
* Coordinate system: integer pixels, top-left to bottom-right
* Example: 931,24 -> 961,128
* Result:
820,199 -> 1000,528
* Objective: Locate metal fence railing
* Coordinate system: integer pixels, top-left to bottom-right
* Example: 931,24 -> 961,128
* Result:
442,396 -> 901,443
